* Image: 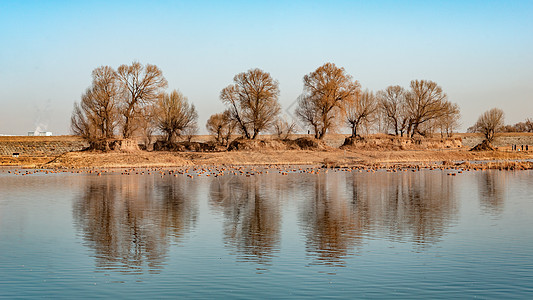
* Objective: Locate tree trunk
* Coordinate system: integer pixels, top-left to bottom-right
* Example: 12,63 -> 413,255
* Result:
410,123 -> 419,138
123,115 -> 131,138
318,129 -> 325,139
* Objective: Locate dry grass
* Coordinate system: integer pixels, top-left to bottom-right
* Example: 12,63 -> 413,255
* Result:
43,149 -> 343,168
0,156 -> 53,168
35,148 -> 533,169
45,151 -> 191,169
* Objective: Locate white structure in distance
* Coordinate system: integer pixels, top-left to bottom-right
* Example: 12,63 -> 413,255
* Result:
28,131 -> 53,136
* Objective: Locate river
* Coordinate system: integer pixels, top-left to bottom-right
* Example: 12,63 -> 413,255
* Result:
1,167 -> 532,298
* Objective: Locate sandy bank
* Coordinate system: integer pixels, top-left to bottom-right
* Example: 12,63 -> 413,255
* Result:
2,134 -> 533,169
35,148 -> 533,169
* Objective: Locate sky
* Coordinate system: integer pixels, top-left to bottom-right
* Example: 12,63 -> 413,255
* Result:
0,0 -> 532,135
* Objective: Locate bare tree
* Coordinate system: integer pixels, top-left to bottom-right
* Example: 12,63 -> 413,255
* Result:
154,90 -> 198,143
71,66 -> 120,147
117,62 -> 168,139
437,102 -> 461,137
473,108 -> 504,142
135,104 -> 157,149
377,85 -> 409,136
294,94 -> 321,137
206,110 -> 236,146
526,118 -> 533,132
71,102 -> 94,140
512,122 -> 527,132
345,89 -> 377,137
405,80 -> 449,137
271,116 -> 297,140
295,63 -> 360,139
220,68 -> 281,139
502,120 -> 533,133
182,124 -> 198,143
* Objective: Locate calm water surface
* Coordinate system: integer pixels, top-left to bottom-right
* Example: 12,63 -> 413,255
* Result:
1,167 -> 532,298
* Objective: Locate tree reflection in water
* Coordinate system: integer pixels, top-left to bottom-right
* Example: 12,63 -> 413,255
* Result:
478,170 -> 505,215
74,169 -> 461,271
73,175 -> 198,274
209,175 -> 283,266
299,174 -> 370,267
363,172 -> 458,245
301,171 -> 458,266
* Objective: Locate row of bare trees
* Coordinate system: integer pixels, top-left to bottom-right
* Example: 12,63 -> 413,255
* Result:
206,63 -> 462,144
378,84 -> 461,138
71,62 -> 198,148
73,62 -> 466,148
294,63 -> 461,139
500,118 -> 533,133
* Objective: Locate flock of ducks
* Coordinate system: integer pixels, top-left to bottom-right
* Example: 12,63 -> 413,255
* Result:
2,163 -> 493,177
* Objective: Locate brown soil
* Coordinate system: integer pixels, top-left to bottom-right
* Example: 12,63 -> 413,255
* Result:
153,141 -> 219,152
470,140 -> 495,151
227,137 -> 328,151
88,139 -> 140,152
342,135 -> 462,150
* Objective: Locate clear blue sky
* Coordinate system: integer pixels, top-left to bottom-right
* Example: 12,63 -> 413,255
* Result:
1,0 -> 532,135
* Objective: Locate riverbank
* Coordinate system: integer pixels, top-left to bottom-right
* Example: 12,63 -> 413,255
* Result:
22,148 -> 533,169
2,134 -> 533,169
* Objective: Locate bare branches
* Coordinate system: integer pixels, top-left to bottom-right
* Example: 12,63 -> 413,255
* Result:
294,94 -> 321,137
70,102 -> 93,140
437,102 -> 461,137
405,80 -> 449,137
71,62 -> 195,150
117,62 -> 168,138
377,85 -> 409,136
526,118 -> 533,132
376,80 -> 459,138
345,90 -> 377,137
206,110 -> 236,146
296,63 -> 360,139
296,73 -> 458,139
70,62 -> 473,150
220,68 -> 281,139
271,116 -> 297,140
154,90 -> 198,143
500,118 -> 533,133
70,65 -> 120,145
473,108 -> 504,142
